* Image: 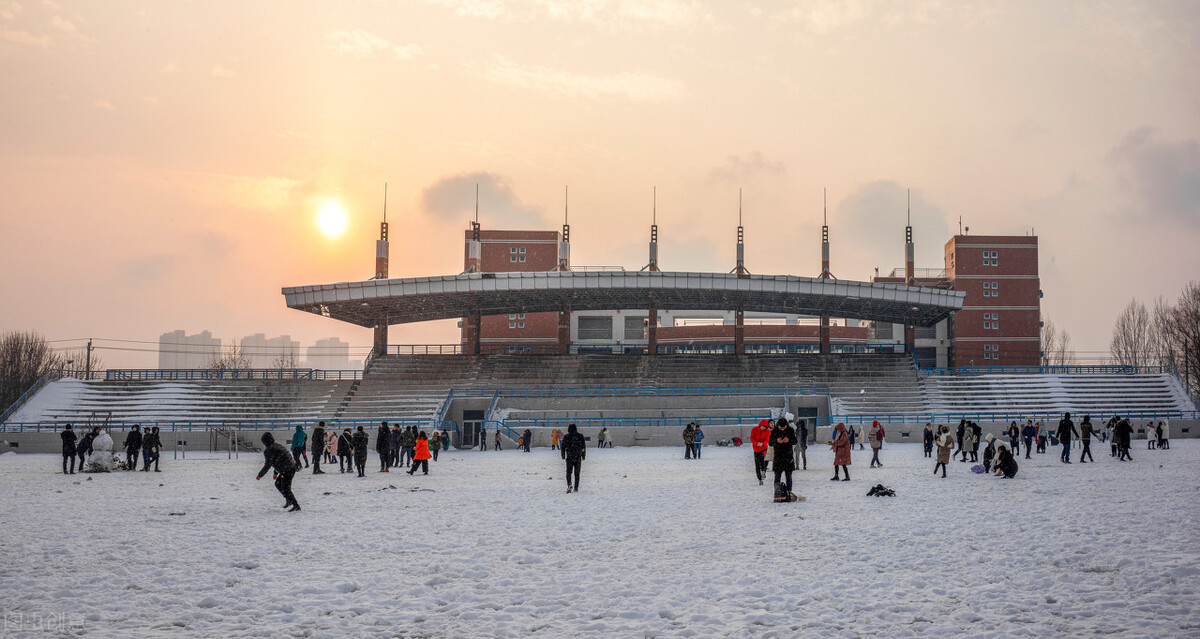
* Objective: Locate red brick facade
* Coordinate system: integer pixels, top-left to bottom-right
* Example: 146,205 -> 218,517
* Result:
463,230 -> 561,347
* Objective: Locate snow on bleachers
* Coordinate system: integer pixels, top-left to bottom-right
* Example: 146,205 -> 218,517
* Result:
921,373 -> 1195,417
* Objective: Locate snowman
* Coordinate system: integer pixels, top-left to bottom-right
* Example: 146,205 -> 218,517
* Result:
85,429 -> 116,472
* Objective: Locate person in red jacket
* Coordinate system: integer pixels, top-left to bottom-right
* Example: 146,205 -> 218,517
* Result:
407,431 -> 432,476
829,423 -> 852,481
750,419 -> 772,485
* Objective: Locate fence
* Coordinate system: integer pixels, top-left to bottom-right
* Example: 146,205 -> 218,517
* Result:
918,364 -> 1179,376
809,410 -> 1200,427
0,418 -> 459,434
104,368 -> 363,381
382,343 -> 908,356
443,386 -> 831,400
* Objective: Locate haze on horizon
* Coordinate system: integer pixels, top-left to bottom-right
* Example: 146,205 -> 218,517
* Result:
2,0 -> 1198,368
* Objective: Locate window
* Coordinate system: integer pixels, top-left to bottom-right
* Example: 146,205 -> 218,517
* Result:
991,282 -> 999,296
624,316 -> 646,340
519,256 -> 526,262
578,316 -> 614,340
983,282 -> 991,289
518,313 -> 525,319
509,314 -> 516,320
519,247 -> 526,254
517,322 -> 525,329
510,247 -> 518,254
508,321 -> 516,329
984,344 -> 992,351
510,256 -> 518,262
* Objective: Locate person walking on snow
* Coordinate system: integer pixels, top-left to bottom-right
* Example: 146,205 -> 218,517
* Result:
479,425 -> 488,451
551,428 -> 560,450
123,425 -> 142,471
934,425 -> 953,478
1008,421 -> 1021,457
290,425 -> 308,468
256,432 -> 300,512
829,423 -> 851,481
337,428 -> 353,473
1021,420 -> 1036,460
430,430 -> 441,462
794,417 -> 809,471
1159,421 -> 1170,450
352,426 -> 369,477
522,429 -> 533,453
692,425 -> 705,459
60,423 -> 78,474
1114,417 -> 1133,461
494,429 -> 502,450
376,422 -> 391,472
1057,412 -> 1079,463
407,431 -> 431,475
1079,415 -> 1094,463
750,419 -> 772,485
561,423 -> 586,493
142,427 -> 162,472
311,422 -> 326,474
324,427 -> 338,465
868,420 -> 884,468
770,417 -> 797,498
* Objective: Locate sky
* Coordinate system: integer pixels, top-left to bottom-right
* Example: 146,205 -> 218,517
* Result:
1,0 -> 1198,368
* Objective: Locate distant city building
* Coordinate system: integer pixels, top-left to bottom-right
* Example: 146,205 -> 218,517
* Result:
240,333 -> 300,368
158,330 -> 221,369
306,337 -> 352,370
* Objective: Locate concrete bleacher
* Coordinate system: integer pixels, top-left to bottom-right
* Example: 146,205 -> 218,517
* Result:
6,377 -> 351,424
921,373 -> 1195,417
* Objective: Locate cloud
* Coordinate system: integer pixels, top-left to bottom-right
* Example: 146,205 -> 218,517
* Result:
92,99 -> 114,111
706,151 -> 787,184
535,0 -> 711,30
210,65 -> 237,78
426,0 -> 507,19
49,14 -> 72,32
479,57 -> 685,102
1,27 -> 49,47
114,253 -> 181,286
193,230 -> 236,257
141,95 -> 159,106
835,180 -> 952,272
161,61 -> 179,74
1108,128 -> 1200,228
0,1 -> 21,21
325,29 -> 424,60
420,172 -> 548,228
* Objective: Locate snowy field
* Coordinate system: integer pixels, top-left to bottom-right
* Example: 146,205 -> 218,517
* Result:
1,440 -> 1198,638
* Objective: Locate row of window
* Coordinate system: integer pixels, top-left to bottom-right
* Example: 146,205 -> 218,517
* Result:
982,250 -> 998,266
983,343 -> 1001,360
982,281 -> 1000,297
507,312 -> 526,330
983,312 -> 999,330
509,247 -> 527,254
510,256 -> 527,262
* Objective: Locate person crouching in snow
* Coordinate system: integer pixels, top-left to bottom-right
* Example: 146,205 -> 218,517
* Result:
769,418 -> 797,499
829,423 -> 851,481
408,431 -> 431,475
982,434 -> 996,473
561,423 -> 586,493
257,432 -> 300,511
993,440 -> 1018,478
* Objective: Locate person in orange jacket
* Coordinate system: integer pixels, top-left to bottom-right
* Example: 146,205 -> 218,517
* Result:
408,431 -> 432,476
750,419 -> 772,485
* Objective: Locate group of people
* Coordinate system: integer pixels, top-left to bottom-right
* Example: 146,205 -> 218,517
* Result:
682,423 -> 705,459
476,426 -> 534,452
368,422 -> 447,474
1143,420 -> 1171,450
59,423 -> 162,474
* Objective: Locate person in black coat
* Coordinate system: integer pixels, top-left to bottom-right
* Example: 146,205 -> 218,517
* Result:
60,424 -> 78,474
560,423 -> 586,493
311,422 -> 326,475
969,422 -> 982,462
523,428 -> 533,453
376,422 -> 392,472
995,443 -> 1018,478
352,426 -> 369,477
955,419 -> 967,462
142,427 -> 162,472
922,423 -> 934,458
256,432 -> 300,511
1114,417 -> 1133,461
336,428 -> 354,473
123,425 -> 143,471
769,418 -> 797,498
76,428 -> 96,465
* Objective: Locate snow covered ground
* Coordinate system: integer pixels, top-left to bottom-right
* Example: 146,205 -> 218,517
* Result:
1,440 -> 1198,638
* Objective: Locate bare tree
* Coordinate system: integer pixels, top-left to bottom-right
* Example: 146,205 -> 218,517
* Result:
208,341 -> 252,370
57,347 -> 104,379
1156,281 -> 1200,397
1109,299 -> 1157,367
0,331 -> 61,414
1040,317 -> 1076,366
272,347 -> 300,370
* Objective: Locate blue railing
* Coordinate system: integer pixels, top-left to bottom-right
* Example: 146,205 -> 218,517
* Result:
810,411 -> 1200,427
0,418 -> 459,434
918,365 -> 1180,376
445,386 -> 830,400
105,368 -> 363,381
383,343 -> 909,356
0,370 -> 65,424
502,415 -> 772,429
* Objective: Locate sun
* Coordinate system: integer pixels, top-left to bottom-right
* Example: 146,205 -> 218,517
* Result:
317,201 -> 348,238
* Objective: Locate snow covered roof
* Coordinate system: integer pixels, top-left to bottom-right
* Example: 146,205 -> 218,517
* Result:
282,271 -> 964,328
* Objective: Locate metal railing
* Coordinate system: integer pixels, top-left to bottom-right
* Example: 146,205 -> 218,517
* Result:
0,370 -> 65,424
104,368 -> 364,381
918,364 -> 1180,376
501,415 -> 772,429
444,386 -> 831,400
810,410 -> 1200,427
379,343 -> 912,357
0,418 -> 459,434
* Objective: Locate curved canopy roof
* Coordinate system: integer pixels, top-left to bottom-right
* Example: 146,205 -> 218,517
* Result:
283,271 -> 963,328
